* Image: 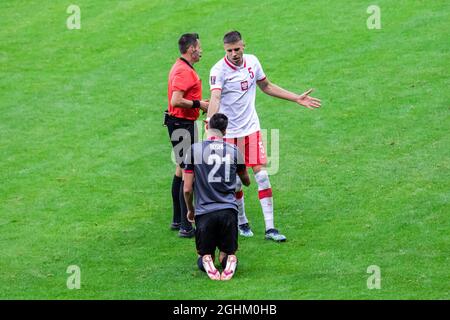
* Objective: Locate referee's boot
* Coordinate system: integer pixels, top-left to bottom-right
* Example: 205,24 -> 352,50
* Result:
238,223 -> 254,237
265,228 -> 286,242
178,227 -> 195,238
170,222 -> 181,230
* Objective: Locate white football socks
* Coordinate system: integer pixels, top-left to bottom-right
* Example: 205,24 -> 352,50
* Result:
255,170 -> 274,231
235,176 -> 248,226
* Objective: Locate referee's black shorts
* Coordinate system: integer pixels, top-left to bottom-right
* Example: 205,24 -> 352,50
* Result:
195,209 -> 238,256
165,114 -> 197,169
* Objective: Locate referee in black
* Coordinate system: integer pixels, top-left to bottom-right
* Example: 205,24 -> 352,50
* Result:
183,113 -> 250,280
165,33 -> 209,237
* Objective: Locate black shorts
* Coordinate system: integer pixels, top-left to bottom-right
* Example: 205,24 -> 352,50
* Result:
195,209 -> 238,256
166,115 -> 197,169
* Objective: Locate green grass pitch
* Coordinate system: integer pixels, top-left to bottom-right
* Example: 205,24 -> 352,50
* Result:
0,0 -> 449,299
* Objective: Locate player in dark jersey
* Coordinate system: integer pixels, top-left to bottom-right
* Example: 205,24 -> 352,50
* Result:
183,113 -> 250,280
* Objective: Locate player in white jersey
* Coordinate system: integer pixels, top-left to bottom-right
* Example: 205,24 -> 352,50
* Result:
207,31 -> 321,242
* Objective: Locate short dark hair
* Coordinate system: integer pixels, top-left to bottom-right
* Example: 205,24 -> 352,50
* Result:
178,33 -> 199,54
223,31 -> 242,44
209,113 -> 228,134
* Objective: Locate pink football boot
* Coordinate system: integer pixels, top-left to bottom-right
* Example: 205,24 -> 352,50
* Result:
220,255 -> 237,281
202,255 -> 220,280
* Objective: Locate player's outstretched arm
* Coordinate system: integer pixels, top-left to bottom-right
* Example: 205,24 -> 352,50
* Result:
257,78 -> 321,110
206,89 -> 222,119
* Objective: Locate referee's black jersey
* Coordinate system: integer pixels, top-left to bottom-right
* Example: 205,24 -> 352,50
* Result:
184,137 -> 246,216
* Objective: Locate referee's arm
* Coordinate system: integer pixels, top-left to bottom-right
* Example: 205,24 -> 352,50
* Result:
171,91 -> 208,112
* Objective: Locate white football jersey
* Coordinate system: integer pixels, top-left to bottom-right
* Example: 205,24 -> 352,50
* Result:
209,54 -> 266,138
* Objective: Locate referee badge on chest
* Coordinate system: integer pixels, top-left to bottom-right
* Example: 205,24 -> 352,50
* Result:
240,80 -> 248,91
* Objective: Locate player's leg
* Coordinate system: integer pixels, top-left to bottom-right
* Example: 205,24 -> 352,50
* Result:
236,176 -> 253,237
196,213 -> 220,280
218,209 -> 239,280
252,164 -> 273,229
227,136 -> 253,237
177,122 -> 196,238
247,131 -> 286,241
178,169 -> 194,237
252,165 -> 286,242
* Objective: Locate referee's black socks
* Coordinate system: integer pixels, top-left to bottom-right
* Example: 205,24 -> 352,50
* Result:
171,175 -> 182,224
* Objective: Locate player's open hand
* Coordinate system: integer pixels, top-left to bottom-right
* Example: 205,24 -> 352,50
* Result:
296,89 -> 321,110
187,210 -> 195,223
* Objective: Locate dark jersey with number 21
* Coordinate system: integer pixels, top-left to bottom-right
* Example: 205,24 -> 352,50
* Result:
184,138 -> 246,216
